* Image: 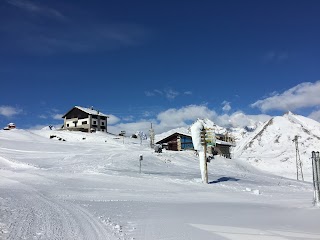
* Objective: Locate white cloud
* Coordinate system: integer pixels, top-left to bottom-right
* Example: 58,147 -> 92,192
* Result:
308,110 -> 320,122
108,121 -> 152,136
0,106 -> 22,117
107,105 -> 271,135
157,105 -> 217,129
251,81 -> 320,112
52,114 -> 63,120
222,101 -> 231,112
184,91 -> 192,95
215,111 -> 271,128
107,114 -> 120,125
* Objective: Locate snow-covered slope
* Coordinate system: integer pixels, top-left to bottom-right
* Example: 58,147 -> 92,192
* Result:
233,112 -> 320,181
1,127 -> 319,239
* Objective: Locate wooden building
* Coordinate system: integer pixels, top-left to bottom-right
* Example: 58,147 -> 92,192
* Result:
62,106 -> 109,133
3,123 -> 16,130
212,140 -> 234,159
156,132 -> 193,151
156,132 -> 234,158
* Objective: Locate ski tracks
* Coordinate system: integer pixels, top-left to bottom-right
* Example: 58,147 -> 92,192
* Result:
0,189 -> 113,240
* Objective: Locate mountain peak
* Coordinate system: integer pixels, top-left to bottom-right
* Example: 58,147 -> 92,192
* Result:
283,111 -> 294,116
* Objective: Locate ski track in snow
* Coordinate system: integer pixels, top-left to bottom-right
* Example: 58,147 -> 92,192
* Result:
0,185 -> 112,240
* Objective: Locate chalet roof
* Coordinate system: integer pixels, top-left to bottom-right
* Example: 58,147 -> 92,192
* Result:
62,106 -> 109,118
156,132 -> 192,144
216,139 -> 235,146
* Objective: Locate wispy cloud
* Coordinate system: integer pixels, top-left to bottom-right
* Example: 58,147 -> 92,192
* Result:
145,88 -> 191,100
1,2 -> 147,54
165,89 -> 179,100
145,91 -> 156,97
263,51 -> 288,63
222,101 -> 231,112
5,0 -> 66,20
122,115 -> 134,121
251,81 -> 320,112
0,105 -> 22,117
38,114 -> 47,119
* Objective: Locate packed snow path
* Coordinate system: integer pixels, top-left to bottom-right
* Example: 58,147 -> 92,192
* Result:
0,186 -> 111,240
0,129 -> 320,239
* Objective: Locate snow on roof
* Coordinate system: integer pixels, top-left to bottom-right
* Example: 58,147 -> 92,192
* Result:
74,106 -> 109,117
155,127 -> 191,142
216,139 -> 235,146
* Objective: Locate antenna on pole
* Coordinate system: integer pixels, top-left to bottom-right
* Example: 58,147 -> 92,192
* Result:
292,135 -> 304,181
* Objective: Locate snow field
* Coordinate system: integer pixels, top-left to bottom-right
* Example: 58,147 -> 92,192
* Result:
0,129 -> 319,239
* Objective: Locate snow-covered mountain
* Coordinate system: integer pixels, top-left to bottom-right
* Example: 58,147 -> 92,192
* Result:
233,112 -> 320,181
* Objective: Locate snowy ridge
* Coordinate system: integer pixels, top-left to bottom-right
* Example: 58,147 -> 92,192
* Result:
233,112 -> 320,181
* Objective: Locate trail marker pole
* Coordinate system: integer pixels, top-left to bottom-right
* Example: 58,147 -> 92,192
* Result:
139,155 -> 143,174
311,151 -> 320,206
149,123 -> 155,149
121,130 -> 126,144
200,129 -> 208,184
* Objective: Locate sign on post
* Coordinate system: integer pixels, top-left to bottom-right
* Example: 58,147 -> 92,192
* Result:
205,128 -> 216,147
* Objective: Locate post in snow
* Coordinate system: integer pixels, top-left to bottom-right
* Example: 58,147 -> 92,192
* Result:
311,151 -> 320,207
191,119 -> 208,184
139,154 -> 143,174
149,123 -> 155,149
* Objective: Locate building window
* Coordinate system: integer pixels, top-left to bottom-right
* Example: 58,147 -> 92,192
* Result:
93,120 -> 97,125
67,124 -> 69,127
82,121 -> 87,125
101,122 -> 105,125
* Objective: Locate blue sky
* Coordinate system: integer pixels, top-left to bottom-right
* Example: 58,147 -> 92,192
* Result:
1,0 -> 320,134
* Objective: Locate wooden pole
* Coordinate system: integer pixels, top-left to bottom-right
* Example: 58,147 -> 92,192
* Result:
201,129 -> 208,184
204,137 -> 208,184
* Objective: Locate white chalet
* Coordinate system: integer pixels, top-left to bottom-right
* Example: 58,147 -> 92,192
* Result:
62,106 -> 109,133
